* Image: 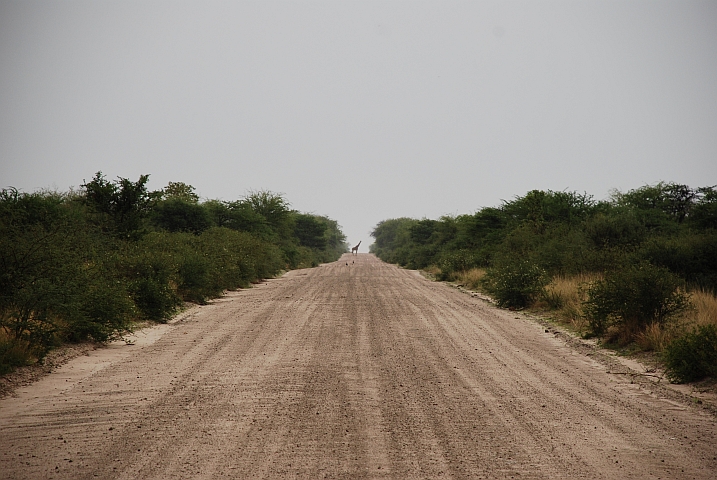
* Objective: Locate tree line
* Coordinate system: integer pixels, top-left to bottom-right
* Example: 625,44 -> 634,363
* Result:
0,172 -> 347,373
371,183 -> 717,382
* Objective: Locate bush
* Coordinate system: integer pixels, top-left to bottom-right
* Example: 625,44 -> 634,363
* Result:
582,262 -> 689,342
437,250 -> 479,280
481,260 -> 548,308
177,252 -> 214,303
639,234 -> 717,291
151,198 -> 211,234
663,324 -> 717,383
121,239 -> 182,321
65,276 -> 135,342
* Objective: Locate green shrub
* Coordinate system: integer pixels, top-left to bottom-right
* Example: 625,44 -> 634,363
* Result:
481,260 -> 548,308
583,210 -> 646,249
66,276 -> 135,342
178,252 -> 214,303
0,189 -> 91,354
437,250 -> 479,280
121,240 -> 182,321
129,276 -> 180,322
663,324 -> 717,383
198,227 -> 279,287
151,198 -> 211,234
639,234 -> 717,291
582,262 -> 689,342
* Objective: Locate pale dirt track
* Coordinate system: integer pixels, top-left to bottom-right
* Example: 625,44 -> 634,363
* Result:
1,254 -> 716,479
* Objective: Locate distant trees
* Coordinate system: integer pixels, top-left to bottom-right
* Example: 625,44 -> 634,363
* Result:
0,173 -> 347,374
370,183 -> 717,348
372,183 -> 717,291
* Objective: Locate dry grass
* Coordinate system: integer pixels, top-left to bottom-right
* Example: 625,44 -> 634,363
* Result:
419,265 -> 442,282
634,290 -> 716,352
454,268 -> 487,291
538,273 -> 602,335
689,288 -> 717,327
539,276 -> 717,351
454,267 -> 717,354
635,322 -> 673,351
423,265 -> 442,277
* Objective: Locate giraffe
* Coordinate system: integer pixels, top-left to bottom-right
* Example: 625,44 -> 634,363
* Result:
351,240 -> 361,255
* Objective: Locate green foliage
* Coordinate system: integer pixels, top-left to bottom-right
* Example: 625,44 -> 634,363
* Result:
162,181 -> 199,203
584,210 -> 646,249
0,188 -> 135,356
437,250 -> 480,280
410,219 -> 439,245
583,262 -> 689,340
243,190 -> 292,235
191,227 -> 284,296
204,199 -> 273,238
454,208 -> 507,256
663,324 -> 717,383
481,260 -> 548,309
68,278 -> 136,342
151,198 -> 212,234
638,233 -> 717,290
317,217 -> 349,262
614,182 -> 696,224
371,183 -> 717,294
1,178 -> 345,375
503,190 -> 596,229
82,172 -> 157,239
688,186 -> 717,230
370,218 -> 418,265
294,214 -> 328,250
121,236 -> 183,320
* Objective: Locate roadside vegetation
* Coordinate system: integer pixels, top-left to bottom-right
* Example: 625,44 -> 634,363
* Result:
371,183 -> 717,383
0,173 -> 347,374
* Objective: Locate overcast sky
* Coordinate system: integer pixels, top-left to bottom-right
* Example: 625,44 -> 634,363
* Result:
2,1 -> 716,248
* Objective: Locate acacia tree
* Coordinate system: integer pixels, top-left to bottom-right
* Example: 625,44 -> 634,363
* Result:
162,181 -> 199,203
243,190 -> 292,234
294,214 -> 327,249
82,172 -> 157,239
152,182 -> 209,234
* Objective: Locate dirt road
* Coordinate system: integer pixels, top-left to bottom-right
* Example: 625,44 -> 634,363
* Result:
2,254 -> 716,479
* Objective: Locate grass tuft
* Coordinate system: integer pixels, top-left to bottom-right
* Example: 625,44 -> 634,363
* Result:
539,274 -> 601,335
690,288 -> 717,328
635,322 -> 672,352
453,268 -> 486,291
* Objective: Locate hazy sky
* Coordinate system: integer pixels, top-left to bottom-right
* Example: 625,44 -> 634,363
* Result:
2,1 -> 716,248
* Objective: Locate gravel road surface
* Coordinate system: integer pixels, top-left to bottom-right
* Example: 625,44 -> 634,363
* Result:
2,254 -> 716,479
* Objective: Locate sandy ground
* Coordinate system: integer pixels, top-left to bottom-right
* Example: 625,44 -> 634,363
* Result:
1,253 -> 716,479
